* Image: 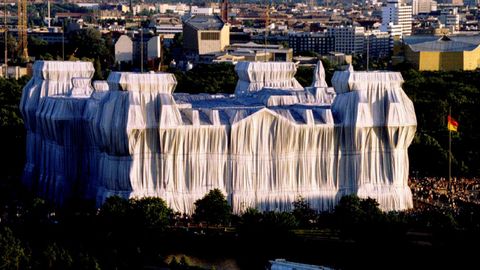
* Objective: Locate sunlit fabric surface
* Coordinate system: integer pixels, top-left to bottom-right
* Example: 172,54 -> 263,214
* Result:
21,60 -> 416,213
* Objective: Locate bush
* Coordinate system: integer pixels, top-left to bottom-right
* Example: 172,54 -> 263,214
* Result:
130,197 -> 172,228
193,189 -> 232,226
42,243 -> 73,269
261,211 -> 298,233
334,195 -> 385,240
99,196 -> 130,222
292,196 -> 317,228
0,227 -> 29,270
238,208 -> 263,235
239,208 -> 298,239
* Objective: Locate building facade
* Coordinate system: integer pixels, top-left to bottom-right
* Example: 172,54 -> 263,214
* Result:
115,35 -> 133,63
327,26 -> 365,55
412,0 -> 437,15
381,0 -> 413,37
132,34 -> 162,69
439,8 -> 460,32
20,60 -> 417,214
365,30 -> 392,58
225,42 -> 293,62
405,36 -> 480,70
288,32 -> 335,55
183,15 -> 230,55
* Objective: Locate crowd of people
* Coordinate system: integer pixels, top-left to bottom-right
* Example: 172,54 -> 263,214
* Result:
409,177 -> 480,209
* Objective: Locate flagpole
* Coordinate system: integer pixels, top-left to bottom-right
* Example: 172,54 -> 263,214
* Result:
448,107 -> 452,201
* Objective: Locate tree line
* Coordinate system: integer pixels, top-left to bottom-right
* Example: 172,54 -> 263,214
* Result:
1,185 -> 479,269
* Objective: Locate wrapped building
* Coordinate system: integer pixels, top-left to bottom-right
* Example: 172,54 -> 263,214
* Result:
20,60 -> 416,213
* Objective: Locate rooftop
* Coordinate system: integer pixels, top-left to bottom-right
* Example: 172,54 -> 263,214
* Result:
184,15 -> 225,31
408,35 -> 480,52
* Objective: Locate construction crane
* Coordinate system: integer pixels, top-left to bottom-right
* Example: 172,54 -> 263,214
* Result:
264,0 -> 270,62
17,0 -> 28,62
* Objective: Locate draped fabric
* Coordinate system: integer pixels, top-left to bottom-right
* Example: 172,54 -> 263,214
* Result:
235,62 -> 304,95
21,60 -> 416,213
311,60 -> 328,88
20,61 -> 95,203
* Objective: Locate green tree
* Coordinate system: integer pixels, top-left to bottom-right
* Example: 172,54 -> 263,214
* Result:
295,66 -> 314,87
75,253 -> 101,270
129,197 -> 172,228
42,243 -> 73,269
334,195 -> 385,240
172,63 -> 238,94
99,196 -> 130,222
238,208 -> 297,240
0,34 -> 17,62
93,58 -> 103,80
67,28 -> 113,72
0,76 -> 30,178
292,196 -> 317,228
67,28 -> 108,59
0,227 -> 29,270
193,189 -> 232,226
261,211 -> 298,233
238,208 -> 263,236
401,69 -> 480,176
24,197 -> 50,224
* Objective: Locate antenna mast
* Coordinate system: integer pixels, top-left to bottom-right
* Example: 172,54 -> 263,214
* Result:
4,0 -> 7,77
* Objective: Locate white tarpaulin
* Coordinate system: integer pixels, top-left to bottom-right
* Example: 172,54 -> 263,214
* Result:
21,60 -> 416,213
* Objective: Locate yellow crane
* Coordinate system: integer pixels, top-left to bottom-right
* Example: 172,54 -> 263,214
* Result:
3,0 -> 8,76
17,0 -> 28,61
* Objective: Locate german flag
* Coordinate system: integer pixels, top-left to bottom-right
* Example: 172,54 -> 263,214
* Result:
448,115 -> 458,132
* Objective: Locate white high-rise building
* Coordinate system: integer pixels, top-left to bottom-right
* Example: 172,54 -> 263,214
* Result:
381,0 -> 413,36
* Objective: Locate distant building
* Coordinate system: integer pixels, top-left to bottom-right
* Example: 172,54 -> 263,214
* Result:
117,4 -> 130,13
115,34 -> 162,69
155,24 -> 183,35
405,35 -> 480,70
96,9 -> 124,20
132,34 -> 163,69
365,30 -> 391,58
412,0 -> 437,15
436,0 -> 463,4
183,15 -> 230,55
147,36 -> 162,60
463,0 -> 477,6
381,0 -> 413,37
225,42 -> 293,62
288,32 -> 335,55
190,6 -> 214,16
289,28 -> 390,57
54,12 -> 85,21
115,35 -> 133,63
382,22 -> 403,50
29,29 -> 65,44
157,3 -> 188,15
321,52 -> 353,65
0,65 -> 30,79
212,53 -> 245,64
327,26 -> 365,55
439,8 -> 460,32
